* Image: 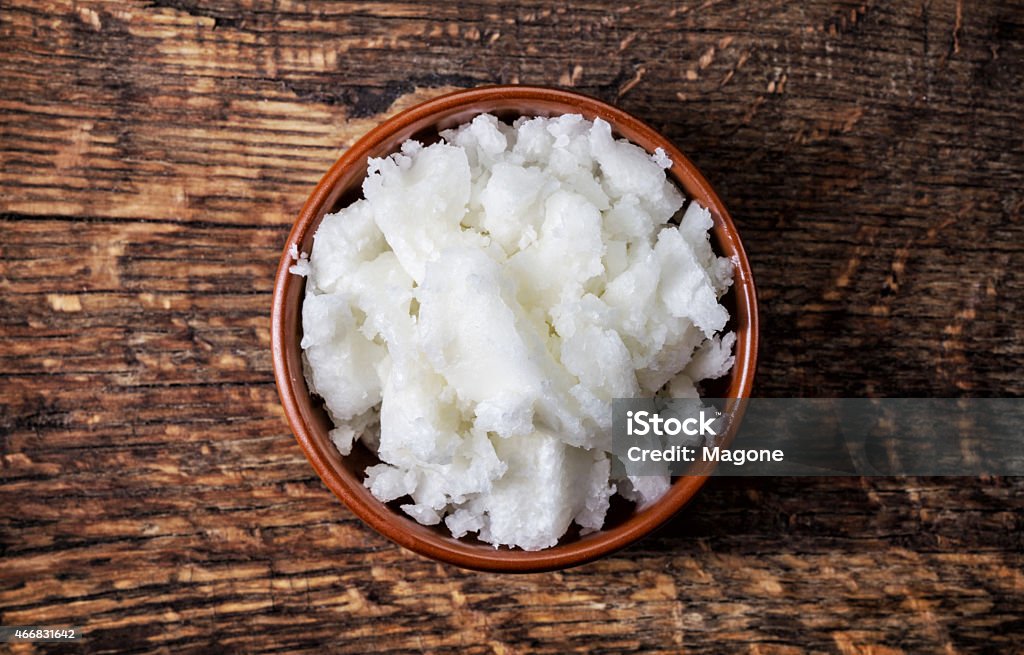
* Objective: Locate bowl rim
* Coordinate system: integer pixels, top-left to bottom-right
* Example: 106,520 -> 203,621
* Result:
271,84 -> 759,573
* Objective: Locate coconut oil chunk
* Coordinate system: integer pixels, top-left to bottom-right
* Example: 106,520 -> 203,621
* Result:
295,113 -> 735,550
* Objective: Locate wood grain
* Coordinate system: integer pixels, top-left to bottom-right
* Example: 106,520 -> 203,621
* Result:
1,0 -> 1022,653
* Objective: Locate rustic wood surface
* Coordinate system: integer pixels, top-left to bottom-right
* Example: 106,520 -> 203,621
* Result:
2,0 -> 1022,653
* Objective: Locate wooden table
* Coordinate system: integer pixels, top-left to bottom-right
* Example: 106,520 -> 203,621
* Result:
2,1 -> 1021,652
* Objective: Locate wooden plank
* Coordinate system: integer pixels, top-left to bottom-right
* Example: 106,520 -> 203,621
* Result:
1,0 -> 1022,652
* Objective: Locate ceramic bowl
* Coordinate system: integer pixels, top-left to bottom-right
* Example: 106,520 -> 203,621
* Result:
271,85 -> 758,572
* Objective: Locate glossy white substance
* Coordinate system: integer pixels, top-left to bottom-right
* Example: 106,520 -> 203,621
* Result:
293,114 -> 734,550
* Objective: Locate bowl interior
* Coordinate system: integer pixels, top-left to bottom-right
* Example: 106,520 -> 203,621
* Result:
272,86 -> 758,572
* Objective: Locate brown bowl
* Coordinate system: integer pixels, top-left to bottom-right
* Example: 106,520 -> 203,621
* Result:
271,85 -> 758,572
